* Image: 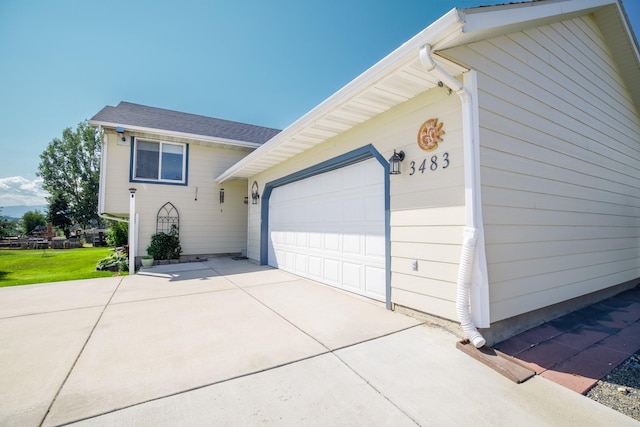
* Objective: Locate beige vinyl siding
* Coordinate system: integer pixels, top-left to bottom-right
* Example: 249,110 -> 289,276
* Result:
102,132 -> 251,256
102,134 -> 133,216
443,16 -> 640,322
249,89 -> 466,320
391,207 -> 465,320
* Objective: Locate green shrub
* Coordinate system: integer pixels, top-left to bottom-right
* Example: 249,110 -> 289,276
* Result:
146,228 -> 182,260
106,220 -> 128,247
96,252 -> 129,271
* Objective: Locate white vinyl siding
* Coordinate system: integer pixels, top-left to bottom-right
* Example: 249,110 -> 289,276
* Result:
444,16 -> 640,322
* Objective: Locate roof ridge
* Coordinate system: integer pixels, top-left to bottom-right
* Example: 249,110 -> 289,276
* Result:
115,101 -> 282,131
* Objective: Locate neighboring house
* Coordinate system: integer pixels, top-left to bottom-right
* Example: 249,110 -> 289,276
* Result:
215,0 -> 640,345
89,102 -> 280,259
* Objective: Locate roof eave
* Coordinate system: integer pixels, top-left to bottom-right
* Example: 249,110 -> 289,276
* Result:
216,0 -> 640,183
215,8 -> 464,182
89,120 -> 263,149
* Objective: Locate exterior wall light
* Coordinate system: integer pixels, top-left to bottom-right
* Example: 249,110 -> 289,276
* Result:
251,181 -> 260,205
116,126 -> 126,141
389,150 -> 405,175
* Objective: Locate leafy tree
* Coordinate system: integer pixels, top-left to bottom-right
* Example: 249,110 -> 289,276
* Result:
38,121 -> 101,228
106,220 -> 128,247
22,210 -> 46,236
0,208 -> 18,238
47,193 -> 73,238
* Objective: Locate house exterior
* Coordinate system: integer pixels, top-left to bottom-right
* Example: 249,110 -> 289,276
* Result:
89,102 -> 280,260
215,0 -> 640,345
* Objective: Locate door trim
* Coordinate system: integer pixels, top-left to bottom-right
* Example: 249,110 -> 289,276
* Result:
260,144 -> 392,309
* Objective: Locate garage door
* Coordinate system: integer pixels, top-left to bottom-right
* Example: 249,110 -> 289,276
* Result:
267,158 -> 386,301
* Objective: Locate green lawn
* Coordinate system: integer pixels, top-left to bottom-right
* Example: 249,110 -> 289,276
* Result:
0,247 -> 126,287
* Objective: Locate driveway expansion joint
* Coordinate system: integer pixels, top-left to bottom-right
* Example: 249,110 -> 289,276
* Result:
38,276 -> 125,427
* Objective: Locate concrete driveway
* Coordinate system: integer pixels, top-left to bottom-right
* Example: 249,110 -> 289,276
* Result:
0,258 -> 635,426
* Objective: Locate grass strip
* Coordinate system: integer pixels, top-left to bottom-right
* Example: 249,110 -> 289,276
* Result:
0,247 -> 125,287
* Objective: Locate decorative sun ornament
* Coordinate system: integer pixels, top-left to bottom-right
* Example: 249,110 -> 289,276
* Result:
417,118 -> 445,152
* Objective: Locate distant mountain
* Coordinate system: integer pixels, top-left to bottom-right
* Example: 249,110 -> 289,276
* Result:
0,205 -> 47,219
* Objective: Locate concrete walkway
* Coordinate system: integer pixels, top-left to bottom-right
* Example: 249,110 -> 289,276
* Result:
0,258 -> 636,426
496,285 -> 640,394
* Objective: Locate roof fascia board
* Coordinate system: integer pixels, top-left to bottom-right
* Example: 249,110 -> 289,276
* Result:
460,0 -> 616,34
216,9 -> 464,182
615,0 -> 640,61
88,120 -> 262,149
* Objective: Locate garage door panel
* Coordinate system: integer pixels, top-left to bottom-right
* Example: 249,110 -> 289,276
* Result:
283,251 -> 294,270
323,172 -> 341,191
364,159 -> 384,182
342,164 -> 363,189
268,158 -> 386,301
324,259 -> 340,284
295,253 -> 307,273
366,266 -> 386,297
344,199 -> 364,221
296,232 -> 308,247
342,262 -> 362,290
366,196 -> 385,222
309,233 -> 322,249
324,233 -> 341,252
308,256 -> 322,278
343,234 -> 361,255
285,231 -> 296,246
366,234 -> 386,257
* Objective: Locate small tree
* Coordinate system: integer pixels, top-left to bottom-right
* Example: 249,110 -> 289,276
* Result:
106,220 -> 128,248
22,210 -> 46,236
47,193 -> 73,238
0,208 -> 17,238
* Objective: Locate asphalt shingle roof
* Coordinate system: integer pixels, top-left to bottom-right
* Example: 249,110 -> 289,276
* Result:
90,101 -> 281,145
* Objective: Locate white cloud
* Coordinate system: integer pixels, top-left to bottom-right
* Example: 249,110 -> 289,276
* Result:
0,176 -> 50,206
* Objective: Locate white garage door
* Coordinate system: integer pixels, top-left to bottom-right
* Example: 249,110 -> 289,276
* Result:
268,158 -> 386,301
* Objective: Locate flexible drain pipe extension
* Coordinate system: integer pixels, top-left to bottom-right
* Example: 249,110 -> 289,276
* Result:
457,227 -> 486,348
420,44 -> 486,348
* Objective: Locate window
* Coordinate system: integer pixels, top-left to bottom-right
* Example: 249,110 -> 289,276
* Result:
132,139 -> 188,184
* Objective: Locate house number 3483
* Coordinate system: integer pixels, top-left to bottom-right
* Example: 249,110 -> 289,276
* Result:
408,152 -> 449,175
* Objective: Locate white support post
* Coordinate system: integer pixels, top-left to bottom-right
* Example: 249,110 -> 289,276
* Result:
128,188 -> 137,275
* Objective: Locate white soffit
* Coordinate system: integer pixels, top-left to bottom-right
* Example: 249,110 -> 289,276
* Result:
216,0 -> 637,182
216,9 -> 466,182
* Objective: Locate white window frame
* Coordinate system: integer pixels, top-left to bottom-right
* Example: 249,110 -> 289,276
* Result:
131,138 -> 188,185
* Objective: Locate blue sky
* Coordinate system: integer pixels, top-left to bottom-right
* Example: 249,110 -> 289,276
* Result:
0,0 -> 639,207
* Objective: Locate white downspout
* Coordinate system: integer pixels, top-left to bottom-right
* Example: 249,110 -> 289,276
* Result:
420,44 -> 487,348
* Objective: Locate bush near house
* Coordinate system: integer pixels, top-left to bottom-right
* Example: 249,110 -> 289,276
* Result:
147,228 -> 182,260
106,220 -> 128,247
95,250 -> 129,272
